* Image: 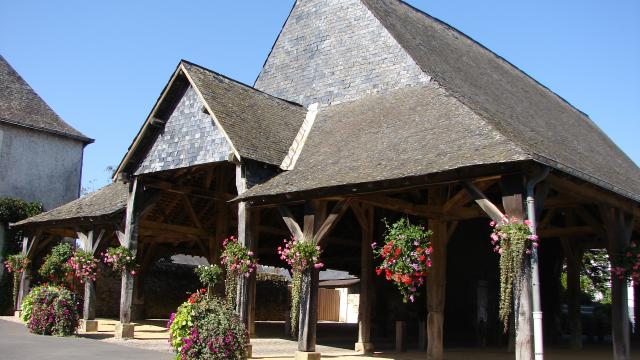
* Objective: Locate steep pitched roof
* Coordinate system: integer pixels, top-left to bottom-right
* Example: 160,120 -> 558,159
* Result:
0,55 -> 92,143
240,0 -> 640,203
116,61 -> 307,175
12,182 -> 128,227
181,62 -> 308,165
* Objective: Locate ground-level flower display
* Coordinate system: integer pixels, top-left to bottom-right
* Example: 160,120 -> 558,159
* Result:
22,285 -> 79,336
168,289 -> 248,360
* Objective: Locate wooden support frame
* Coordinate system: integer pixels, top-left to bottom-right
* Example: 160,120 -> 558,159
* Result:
427,187 -> 447,360
352,202 -> 375,354
462,180 -> 505,222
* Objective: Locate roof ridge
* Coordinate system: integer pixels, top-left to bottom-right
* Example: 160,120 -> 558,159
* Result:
180,59 -> 304,109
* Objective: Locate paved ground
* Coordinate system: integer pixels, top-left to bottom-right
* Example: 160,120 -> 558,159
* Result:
0,317 -> 627,359
0,319 -> 173,360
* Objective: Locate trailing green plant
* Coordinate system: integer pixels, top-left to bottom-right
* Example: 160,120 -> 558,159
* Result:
3,254 -> 30,309
69,249 -> 98,283
25,285 -> 79,336
102,246 -> 137,274
278,236 -> 323,337
489,215 -> 538,332
168,290 -> 248,360
372,218 -> 432,303
195,264 -> 223,296
220,236 -> 257,306
38,243 -> 74,285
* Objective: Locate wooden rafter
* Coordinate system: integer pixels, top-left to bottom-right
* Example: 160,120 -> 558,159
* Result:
356,195 -> 438,218
140,220 -> 209,237
142,177 -> 234,202
462,181 -> 505,222
442,180 -> 494,214
278,206 -> 303,240
182,195 -> 203,229
315,199 -> 351,244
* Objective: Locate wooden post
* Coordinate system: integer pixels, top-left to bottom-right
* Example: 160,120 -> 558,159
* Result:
501,175 -> 533,360
354,203 -> 375,354
561,236 -> 583,350
298,200 -> 322,353
248,211 -> 259,337
602,207 -> 634,360
427,187 -> 447,360
116,178 -> 141,339
396,320 -> 407,352
235,164 -> 253,326
16,235 -> 31,311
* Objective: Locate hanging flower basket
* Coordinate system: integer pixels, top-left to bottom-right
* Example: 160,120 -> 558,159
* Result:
490,215 -> 538,332
4,254 -> 30,309
68,249 -> 98,283
372,218 -> 432,303
220,236 -> 258,306
611,241 -> 640,285
102,246 -> 137,275
278,236 -> 324,338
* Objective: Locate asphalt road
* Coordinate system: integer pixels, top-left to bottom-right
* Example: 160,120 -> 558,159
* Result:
0,319 -> 172,360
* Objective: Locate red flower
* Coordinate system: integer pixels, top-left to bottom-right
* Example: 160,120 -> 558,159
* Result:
385,270 -> 392,280
419,255 -> 426,262
375,268 -> 383,276
402,275 -> 412,285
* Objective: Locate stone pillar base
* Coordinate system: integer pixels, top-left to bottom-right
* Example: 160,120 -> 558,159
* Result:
295,351 -> 321,360
14,310 -> 22,319
81,319 -> 99,332
114,323 -> 135,339
354,342 -> 374,354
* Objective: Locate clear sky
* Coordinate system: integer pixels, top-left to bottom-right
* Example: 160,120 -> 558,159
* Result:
1,0 -> 639,193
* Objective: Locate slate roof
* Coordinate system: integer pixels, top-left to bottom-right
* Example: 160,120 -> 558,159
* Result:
12,182 -> 128,227
181,62 -> 308,166
0,55 -> 92,143
239,83 -> 529,199
239,0 -> 640,203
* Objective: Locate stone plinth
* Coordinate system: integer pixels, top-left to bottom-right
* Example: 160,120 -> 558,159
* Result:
114,322 -> 135,339
81,319 -> 99,332
295,351 -> 321,360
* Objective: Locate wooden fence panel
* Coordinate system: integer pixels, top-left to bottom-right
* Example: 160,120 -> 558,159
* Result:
317,288 -> 340,321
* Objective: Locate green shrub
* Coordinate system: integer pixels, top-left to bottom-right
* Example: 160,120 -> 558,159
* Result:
20,285 -> 46,322
39,243 -> 73,284
168,290 -> 248,360
25,285 -> 79,336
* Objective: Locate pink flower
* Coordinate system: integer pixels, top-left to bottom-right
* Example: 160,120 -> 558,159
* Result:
314,263 -> 324,269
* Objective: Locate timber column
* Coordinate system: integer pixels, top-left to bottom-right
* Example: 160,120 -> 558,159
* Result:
427,187 -> 447,360
354,203 -> 374,354
602,207 -> 634,360
116,177 -> 141,339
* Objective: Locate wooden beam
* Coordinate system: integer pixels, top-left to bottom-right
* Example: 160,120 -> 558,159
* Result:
549,175 -> 640,218
539,226 -> 599,238
315,199 -> 351,244
355,203 -> 374,354
462,181 -> 505,222
278,206 -> 303,240
357,195 -> 439,218
427,187 -> 447,360
142,177 -> 234,202
140,220 -> 209,237
182,195 -> 203,229
443,180 -> 495,214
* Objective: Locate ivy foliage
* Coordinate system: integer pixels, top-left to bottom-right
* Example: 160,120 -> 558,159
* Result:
0,197 -> 43,224
38,243 -> 73,284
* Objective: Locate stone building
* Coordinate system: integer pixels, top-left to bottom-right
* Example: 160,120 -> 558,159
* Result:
0,55 -> 93,209
13,1 -> 640,360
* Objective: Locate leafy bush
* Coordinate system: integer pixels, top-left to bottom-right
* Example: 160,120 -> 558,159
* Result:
168,290 -> 248,360
20,285 -> 46,322
38,243 -> 73,285
25,285 -> 79,336
195,265 -> 223,289
169,289 -> 206,352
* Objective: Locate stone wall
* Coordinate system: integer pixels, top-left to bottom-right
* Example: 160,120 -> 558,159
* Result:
254,0 -> 429,107
136,85 -> 232,175
0,123 -> 84,210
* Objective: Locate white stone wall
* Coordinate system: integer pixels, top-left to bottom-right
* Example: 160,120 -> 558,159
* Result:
0,123 -> 84,210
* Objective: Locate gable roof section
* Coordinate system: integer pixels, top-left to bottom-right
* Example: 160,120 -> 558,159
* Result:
12,181 -> 128,228
181,62 -> 308,165
116,61 -> 307,176
239,83 -> 529,200
360,0 -> 640,201
0,55 -> 92,143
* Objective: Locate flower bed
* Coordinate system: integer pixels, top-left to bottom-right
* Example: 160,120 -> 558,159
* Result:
22,285 -> 79,336
168,290 -> 248,360
372,218 -> 432,303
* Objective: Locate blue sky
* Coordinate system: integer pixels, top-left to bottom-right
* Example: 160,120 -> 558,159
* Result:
1,0 -> 638,192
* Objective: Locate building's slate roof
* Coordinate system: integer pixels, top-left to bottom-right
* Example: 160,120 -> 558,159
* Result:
12,182 -> 128,227
239,0 -> 640,203
182,62 -> 308,166
0,55 -> 92,143
240,83 -> 529,199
